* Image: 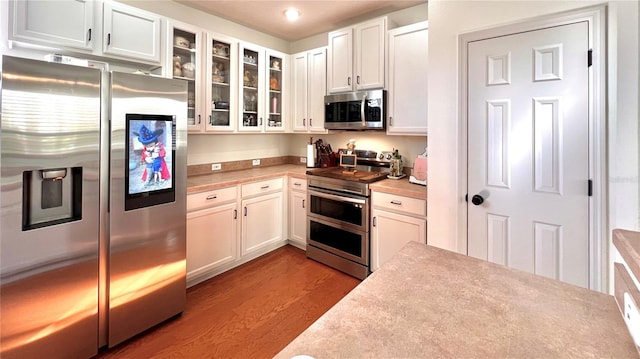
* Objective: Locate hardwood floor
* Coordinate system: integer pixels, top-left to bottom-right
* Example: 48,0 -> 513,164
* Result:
95,245 -> 361,359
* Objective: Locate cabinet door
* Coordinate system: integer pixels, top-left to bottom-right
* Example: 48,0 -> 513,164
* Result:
354,18 -> 386,90
207,34 -> 237,132
186,203 -> 238,279
291,52 -> 308,132
327,28 -> 353,93
265,50 -> 286,131
9,0 -> 94,51
289,190 -> 307,247
238,43 -> 265,132
370,208 -> 426,271
307,48 -> 327,132
241,192 -> 283,255
103,2 -> 161,63
169,22 -> 202,132
387,22 -> 428,135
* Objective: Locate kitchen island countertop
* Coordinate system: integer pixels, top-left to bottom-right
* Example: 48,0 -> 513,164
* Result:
275,241 -> 638,358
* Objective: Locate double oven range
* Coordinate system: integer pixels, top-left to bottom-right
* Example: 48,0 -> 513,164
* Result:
306,149 -> 394,279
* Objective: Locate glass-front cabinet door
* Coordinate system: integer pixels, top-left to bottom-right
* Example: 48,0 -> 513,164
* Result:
170,24 -> 201,131
238,43 -> 264,132
206,33 -> 236,132
266,51 -> 285,131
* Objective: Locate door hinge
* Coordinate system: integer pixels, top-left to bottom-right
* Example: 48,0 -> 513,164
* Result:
588,49 -> 593,67
588,179 -> 593,196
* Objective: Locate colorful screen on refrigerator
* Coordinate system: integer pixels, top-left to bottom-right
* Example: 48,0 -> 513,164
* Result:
125,114 -> 176,210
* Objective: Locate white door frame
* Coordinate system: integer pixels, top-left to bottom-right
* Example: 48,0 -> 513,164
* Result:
458,5 -> 607,291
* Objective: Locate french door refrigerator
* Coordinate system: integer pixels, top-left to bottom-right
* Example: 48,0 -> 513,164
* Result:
0,55 -> 187,358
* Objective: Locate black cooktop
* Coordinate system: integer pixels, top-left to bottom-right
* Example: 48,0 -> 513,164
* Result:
306,167 -> 389,183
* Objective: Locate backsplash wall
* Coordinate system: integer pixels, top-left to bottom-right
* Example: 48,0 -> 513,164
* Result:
187,133 -> 427,168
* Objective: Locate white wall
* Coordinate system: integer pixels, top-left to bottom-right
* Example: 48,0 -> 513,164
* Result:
427,0 -> 639,292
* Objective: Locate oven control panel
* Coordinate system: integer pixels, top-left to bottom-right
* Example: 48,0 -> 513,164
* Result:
337,149 -> 395,163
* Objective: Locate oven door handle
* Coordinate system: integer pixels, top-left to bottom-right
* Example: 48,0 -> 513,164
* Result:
360,94 -> 367,127
309,189 -> 366,205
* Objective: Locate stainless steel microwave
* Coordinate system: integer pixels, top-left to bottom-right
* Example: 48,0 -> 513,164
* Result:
324,89 -> 386,131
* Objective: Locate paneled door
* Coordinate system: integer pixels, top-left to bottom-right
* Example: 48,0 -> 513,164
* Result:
467,22 -> 590,288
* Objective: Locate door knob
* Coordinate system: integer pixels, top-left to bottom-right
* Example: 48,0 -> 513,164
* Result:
471,190 -> 490,206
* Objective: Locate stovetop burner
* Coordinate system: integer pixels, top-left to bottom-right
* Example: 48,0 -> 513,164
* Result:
306,167 -> 389,184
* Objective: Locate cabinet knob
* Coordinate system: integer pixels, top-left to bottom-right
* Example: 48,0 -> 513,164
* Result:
309,118 -> 312,127
244,207 -> 248,216
348,77 -> 351,86
107,33 -> 111,46
303,118 -> 306,126
87,28 -> 92,42
302,199 -> 305,209
372,216 -> 377,227
197,114 -> 201,124
234,209 -> 237,219
356,75 -> 360,84
389,116 -> 393,126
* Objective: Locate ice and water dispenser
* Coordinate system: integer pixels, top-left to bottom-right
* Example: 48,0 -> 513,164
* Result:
22,167 -> 83,230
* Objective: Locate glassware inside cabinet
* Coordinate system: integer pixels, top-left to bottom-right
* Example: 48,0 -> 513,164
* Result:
211,39 -> 231,127
268,55 -> 283,128
172,28 -> 197,126
242,48 -> 260,128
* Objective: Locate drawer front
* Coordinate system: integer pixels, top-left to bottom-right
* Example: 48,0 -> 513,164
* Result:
188,186 -> 238,211
372,191 -> 426,217
289,177 -> 307,191
242,177 -> 284,198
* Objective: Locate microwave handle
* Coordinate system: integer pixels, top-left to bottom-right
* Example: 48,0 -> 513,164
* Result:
360,95 -> 366,127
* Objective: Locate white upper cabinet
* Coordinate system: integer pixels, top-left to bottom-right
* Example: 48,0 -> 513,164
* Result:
9,0 -> 95,51
387,21 -> 428,135
8,0 -> 162,64
238,43 -> 287,133
206,33 -> 238,132
102,1 -> 161,63
291,47 -> 327,133
327,17 -> 387,93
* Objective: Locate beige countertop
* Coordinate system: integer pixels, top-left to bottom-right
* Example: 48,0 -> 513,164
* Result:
188,165 -> 426,200
187,164 -> 307,193
614,229 -> 640,283
275,241 -> 638,358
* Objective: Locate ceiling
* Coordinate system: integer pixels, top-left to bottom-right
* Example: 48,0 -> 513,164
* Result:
175,1 -> 426,41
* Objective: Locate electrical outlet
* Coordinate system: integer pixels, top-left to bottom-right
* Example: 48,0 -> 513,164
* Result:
252,159 -> 261,166
300,157 -> 307,163
211,163 -> 222,171
624,292 -> 640,346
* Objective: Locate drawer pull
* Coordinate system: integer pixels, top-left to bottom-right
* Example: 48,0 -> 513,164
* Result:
294,182 -> 301,187
390,200 -> 402,206
260,185 -> 270,190
206,195 -> 217,200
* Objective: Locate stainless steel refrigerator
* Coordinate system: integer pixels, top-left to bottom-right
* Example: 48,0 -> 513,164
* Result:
0,55 -> 187,358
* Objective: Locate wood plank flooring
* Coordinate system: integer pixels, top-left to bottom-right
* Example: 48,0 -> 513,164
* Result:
95,245 -> 360,359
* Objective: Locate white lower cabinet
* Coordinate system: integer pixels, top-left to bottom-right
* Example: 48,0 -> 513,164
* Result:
187,202 -> 238,279
288,177 -> 307,249
240,177 -> 285,256
186,186 -> 239,286
370,191 -> 426,272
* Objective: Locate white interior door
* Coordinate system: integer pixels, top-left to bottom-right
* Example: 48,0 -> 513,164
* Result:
467,22 -> 590,288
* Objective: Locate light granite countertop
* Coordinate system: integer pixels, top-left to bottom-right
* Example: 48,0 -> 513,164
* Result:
187,164 -> 426,200
275,241 -> 638,358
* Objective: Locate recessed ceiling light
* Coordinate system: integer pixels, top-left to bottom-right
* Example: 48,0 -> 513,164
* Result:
284,8 -> 300,22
